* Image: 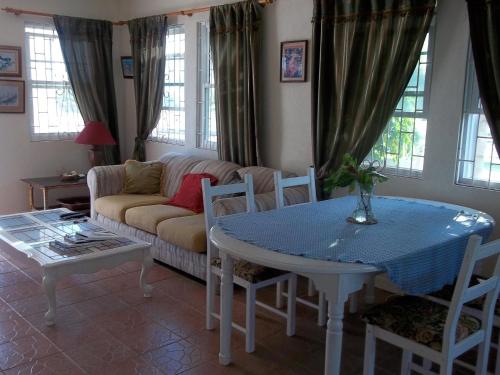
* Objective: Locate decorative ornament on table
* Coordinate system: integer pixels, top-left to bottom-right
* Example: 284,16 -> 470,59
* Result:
324,154 -> 388,225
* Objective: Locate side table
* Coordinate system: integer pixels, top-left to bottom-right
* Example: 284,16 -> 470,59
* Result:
20,176 -> 88,210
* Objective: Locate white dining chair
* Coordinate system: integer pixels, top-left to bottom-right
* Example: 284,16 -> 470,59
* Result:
273,167 -> 328,326
202,174 -> 297,353
363,235 -> 500,375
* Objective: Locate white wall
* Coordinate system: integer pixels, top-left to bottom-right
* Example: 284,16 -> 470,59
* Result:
0,0 -> 122,211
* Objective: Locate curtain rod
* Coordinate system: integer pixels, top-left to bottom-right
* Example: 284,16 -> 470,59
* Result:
2,0 -> 273,25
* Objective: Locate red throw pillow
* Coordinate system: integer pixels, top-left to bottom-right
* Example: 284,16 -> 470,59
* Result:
166,173 -> 218,213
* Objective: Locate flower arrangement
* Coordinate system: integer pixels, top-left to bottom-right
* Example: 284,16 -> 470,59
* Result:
324,154 -> 388,224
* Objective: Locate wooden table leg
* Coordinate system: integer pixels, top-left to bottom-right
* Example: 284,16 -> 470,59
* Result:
42,188 -> 49,210
27,185 -> 34,211
140,249 -> 154,297
219,251 -> 234,366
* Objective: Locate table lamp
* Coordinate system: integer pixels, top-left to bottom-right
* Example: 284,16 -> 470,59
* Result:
75,121 -> 116,167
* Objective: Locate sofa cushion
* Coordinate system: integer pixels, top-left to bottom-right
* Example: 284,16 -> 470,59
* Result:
190,159 -> 241,185
159,153 -> 205,198
157,214 -> 206,253
94,194 -> 168,223
122,160 -> 164,194
167,173 -> 218,213
125,204 -> 195,234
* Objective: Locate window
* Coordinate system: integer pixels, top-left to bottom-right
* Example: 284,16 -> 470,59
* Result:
150,25 -> 186,144
25,22 -> 83,141
456,46 -> 500,190
196,21 -> 217,150
366,32 -> 434,177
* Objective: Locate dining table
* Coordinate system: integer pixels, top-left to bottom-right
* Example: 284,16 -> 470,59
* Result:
209,195 -> 495,375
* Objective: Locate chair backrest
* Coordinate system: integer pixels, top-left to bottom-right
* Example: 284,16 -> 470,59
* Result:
201,174 -> 256,259
442,235 -> 500,354
273,167 -> 317,209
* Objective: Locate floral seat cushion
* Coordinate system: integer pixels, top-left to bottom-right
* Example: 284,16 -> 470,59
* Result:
211,258 -> 284,283
362,296 -> 480,351
431,274 -> 500,315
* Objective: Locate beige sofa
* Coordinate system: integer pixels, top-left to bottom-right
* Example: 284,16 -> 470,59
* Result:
87,153 -> 309,280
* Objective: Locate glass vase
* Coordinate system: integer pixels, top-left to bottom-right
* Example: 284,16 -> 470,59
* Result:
347,183 -> 377,225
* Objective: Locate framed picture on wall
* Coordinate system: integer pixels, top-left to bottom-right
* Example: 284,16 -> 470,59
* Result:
121,56 -> 134,79
280,40 -> 307,82
0,80 -> 25,113
0,46 -> 22,77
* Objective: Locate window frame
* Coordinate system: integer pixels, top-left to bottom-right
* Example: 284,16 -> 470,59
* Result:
24,21 -> 84,142
149,23 -> 186,145
455,43 -> 500,191
367,25 -> 436,179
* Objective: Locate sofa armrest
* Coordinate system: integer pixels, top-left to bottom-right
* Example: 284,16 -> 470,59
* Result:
213,186 -> 310,217
87,165 -> 126,219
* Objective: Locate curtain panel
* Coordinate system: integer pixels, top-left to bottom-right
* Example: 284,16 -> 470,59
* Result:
128,15 -> 168,161
54,15 -> 120,165
467,0 -> 500,157
210,0 -> 262,167
311,0 -> 436,185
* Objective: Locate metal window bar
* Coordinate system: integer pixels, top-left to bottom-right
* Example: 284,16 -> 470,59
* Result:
367,30 -> 434,178
24,22 -> 84,141
149,24 -> 186,145
456,44 -> 500,191
196,21 -> 217,151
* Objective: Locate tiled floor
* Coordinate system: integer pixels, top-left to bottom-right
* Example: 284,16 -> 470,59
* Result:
0,242 -> 482,374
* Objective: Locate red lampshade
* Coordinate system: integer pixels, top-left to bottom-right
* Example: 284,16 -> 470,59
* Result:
75,121 -> 116,145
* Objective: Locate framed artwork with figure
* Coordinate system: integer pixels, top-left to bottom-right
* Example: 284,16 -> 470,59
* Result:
0,46 -> 22,77
121,56 -> 134,79
280,40 -> 307,82
0,80 -> 25,113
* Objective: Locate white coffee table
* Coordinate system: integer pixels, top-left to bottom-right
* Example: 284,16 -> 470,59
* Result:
0,208 -> 153,326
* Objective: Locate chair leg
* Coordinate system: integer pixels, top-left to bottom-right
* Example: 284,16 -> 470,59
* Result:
363,325 -> 376,375
318,291 -> 327,326
206,271 -> 216,330
287,274 -> 297,336
439,360 -> 453,375
245,285 -> 256,353
401,350 -> 412,375
308,278 -> 316,297
276,281 -> 285,309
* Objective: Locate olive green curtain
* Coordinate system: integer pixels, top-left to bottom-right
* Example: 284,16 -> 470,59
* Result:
54,15 -> 120,165
467,0 -> 500,157
128,16 -> 168,161
311,0 -> 435,183
210,0 -> 262,167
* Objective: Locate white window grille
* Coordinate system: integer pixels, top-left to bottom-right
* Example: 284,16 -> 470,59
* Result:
366,31 -> 434,177
25,22 -> 84,141
150,24 -> 185,144
196,21 -> 217,151
456,45 -> 500,190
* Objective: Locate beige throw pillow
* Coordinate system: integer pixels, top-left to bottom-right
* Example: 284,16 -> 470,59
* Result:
123,160 -> 164,194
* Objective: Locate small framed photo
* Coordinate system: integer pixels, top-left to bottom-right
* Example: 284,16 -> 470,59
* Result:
121,56 -> 134,79
0,46 -> 22,77
280,40 -> 307,82
0,80 -> 25,113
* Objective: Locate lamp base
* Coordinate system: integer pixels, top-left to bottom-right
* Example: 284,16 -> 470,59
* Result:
88,145 -> 104,167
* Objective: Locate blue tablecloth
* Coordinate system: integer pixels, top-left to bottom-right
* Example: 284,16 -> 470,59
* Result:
216,196 -> 494,294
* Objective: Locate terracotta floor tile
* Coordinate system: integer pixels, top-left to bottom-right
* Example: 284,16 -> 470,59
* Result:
0,281 -> 43,303
113,286 -> 155,306
185,328 -> 245,355
56,283 -> 109,306
0,332 -> 59,370
119,261 -> 143,273
143,339 -> 208,375
110,321 -> 182,354
0,262 -> 17,275
9,295 -> 49,317
3,352 -> 84,375
0,273 -> 32,289
95,307 -> 152,333
65,336 -> 136,374
97,356 -> 164,375
150,307 -> 205,339
0,302 -> 19,323
0,318 -> 36,345
70,294 -> 129,318
67,267 -> 125,285
37,319 -> 110,350
23,304 -> 88,329
93,272 -> 142,294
